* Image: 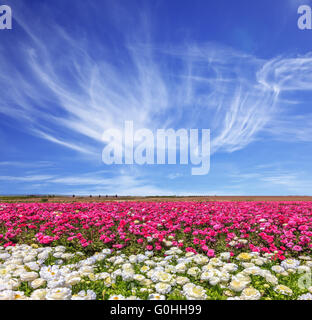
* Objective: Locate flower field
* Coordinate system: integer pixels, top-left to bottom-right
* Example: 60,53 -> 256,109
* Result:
0,201 -> 312,300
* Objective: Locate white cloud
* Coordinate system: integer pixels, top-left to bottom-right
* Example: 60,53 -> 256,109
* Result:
0,175 -> 54,182
0,170 -> 174,196
1,2 -> 312,163
0,161 -> 54,168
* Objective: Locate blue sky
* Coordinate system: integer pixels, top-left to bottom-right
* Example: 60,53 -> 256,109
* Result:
1,0 -> 312,196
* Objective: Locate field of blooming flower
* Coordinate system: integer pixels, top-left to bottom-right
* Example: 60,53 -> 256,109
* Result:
0,201 -> 312,300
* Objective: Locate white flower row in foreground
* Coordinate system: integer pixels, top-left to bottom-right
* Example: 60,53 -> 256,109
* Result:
0,244 -> 312,300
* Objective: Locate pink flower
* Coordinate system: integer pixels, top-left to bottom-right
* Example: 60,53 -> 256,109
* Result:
292,245 -> 302,252
207,249 -> 215,257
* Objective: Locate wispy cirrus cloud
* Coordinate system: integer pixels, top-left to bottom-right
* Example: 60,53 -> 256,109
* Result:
0,175 -> 55,182
1,1 -> 312,163
0,161 -> 54,168
0,169 -> 174,196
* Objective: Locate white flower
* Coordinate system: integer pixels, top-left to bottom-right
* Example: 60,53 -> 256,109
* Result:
102,248 -> 111,255
224,290 -> 235,297
165,265 -> 176,274
297,265 -> 311,273
155,282 -> 172,294
193,255 -> 209,265
71,290 -> 97,300
25,261 -> 40,271
209,258 -> 223,267
133,274 -> 146,282
227,296 -> 242,300
0,253 -> 10,260
39,265 -> 61,280
187,267 -> 200,277
0,278 -> 20,291
20,272 -> 38,282
253,258 -> 265,266
151,271 -> 170,283
46,287 -> 72,300
183,283 -> 207,300
153,262 -> 167,272
299,255 -> 311,261
0,264 -> 14,273
12,267 -> 25,277
164,255 -> 174,262
37,251 -> 50,261
185,252 -> 195,258
0,290 -> 15,300
274,285 -> 293,296
163,240 -> 173,247
241,287 -> 261,300
97,272 -> 110,280
61,253 -> 75,260
109,294 -> 125,300
238,239 -> 248,245
233,273 -> 251,283
111,269 -> 122,279
13,291 -> 29,300
122,271 -> 134,281
229,279 -> 249,292
177,257 -> 191,264
209,277 -> 221,286
271,265 -> 285,274
264,273 -> 278,285
126,296 -> 141,300
144,260 -> 156,266
148,293 -> 166,300
30,289 -> 47,300
222,263 -> 238,273
10,258 -> 23,265
79,266 -> 94,275
142,279 -> 153,286
158,272 -> 173,283
220,252 -> 231,261
137,254 -> 148,263
53,252 -> 63,259
236,253 -> 252,261
175,263 -> 186,273
243,266 -> 262,276
241,262 -> 255,269
201,271 -> 213,281
104,276 -> 113,287
65,272 -> 81,286
281,259 -> 300,270
176,276 -> 190,285
55,246 -> 66,252
298,293 -> 312,300
220,271 -> 231,283
122,263 -> 133,271
23,255 -> 37,263
140,265 -> 150,273
47,277 -> 66,289
31,278 -> 46,289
